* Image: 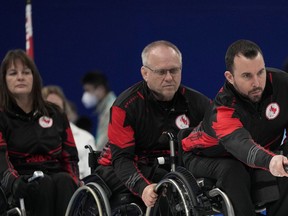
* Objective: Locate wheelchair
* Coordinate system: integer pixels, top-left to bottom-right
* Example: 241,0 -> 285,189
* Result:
66,130 -> 270,216
146,128 -> 271,216
66,131 -> 236,216
0,171 -> 44,216
145,166 -> 235,216
0,187 -> 22,216
65,146 -> 145,216
145,130 -> 235,216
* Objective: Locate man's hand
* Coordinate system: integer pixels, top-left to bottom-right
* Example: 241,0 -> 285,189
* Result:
269,155 -> 288,177
141,184 -> 158,207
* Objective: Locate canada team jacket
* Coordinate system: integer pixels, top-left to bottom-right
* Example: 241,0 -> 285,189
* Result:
183,68 -> 288,170
0,103 -> 80,195
98,81 -> 210,196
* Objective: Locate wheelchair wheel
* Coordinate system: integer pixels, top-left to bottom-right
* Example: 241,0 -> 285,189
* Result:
112,202 -> 144,216
207,188 -> 235,216
65,182 -> 111,216
147,166 -> 202,216
0,187 -> 22,216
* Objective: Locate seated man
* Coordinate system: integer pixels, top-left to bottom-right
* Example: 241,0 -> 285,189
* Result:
95,40 -> 210,209
182,39 -> 288,216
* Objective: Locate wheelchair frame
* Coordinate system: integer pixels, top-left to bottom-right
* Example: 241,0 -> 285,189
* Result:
65,146 -> 145,216
146,131 -> 235,216
65,181 -> 111,216
66,130 -> 236,216
1,171 -> 44,216
0,186 -> 22,216
147,128 -> 269,216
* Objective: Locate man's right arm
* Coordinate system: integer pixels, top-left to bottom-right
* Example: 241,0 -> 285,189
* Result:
108,106 -> 151,197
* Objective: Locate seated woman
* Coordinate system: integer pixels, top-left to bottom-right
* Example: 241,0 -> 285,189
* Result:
0,49 -> 81,216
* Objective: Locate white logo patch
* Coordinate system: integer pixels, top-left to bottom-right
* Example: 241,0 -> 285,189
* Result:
265,103 -> 280,120
175,114 -> 190,129
39,116 -> 53,128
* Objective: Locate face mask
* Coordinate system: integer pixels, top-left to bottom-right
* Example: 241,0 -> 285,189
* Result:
82,91 -> 98,109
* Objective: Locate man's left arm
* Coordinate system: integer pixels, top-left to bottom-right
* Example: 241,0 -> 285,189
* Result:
215,107 -> 274,170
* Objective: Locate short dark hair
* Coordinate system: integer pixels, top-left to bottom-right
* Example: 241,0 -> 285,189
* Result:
225,39 -> 263,73
81,71 -> 110,91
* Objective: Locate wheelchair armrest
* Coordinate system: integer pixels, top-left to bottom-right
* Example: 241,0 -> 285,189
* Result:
88,151 -> 101,170
85,145 -> 102,172
197,177 -> 216,190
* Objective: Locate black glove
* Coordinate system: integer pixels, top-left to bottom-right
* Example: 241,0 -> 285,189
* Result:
12,175 -> 40,199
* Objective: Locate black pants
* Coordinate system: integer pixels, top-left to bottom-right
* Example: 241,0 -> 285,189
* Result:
183,153 -> 288,216
22,172 -> 77,216
95,164 -> 169,207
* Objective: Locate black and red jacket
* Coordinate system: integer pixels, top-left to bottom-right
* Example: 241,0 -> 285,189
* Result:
98,81 -> 210,196
0,103 -> 80,195
183,68 -> 288,170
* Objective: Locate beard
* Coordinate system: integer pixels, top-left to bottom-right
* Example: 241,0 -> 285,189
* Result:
248,87 -> 263,102
240,87 -> 263,103
234,83 -> 263,103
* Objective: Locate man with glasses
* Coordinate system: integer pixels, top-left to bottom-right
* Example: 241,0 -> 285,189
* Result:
95,40 -> 210,210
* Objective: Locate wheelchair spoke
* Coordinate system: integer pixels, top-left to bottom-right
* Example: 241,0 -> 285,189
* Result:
149,183 -> 191,216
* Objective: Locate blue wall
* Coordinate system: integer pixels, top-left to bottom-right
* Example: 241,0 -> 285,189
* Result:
1,0 -> 288,130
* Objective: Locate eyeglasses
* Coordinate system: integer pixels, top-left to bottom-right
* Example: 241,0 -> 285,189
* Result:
143,65 -> 181,76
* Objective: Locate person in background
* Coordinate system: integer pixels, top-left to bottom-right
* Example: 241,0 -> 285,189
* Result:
42,85 -> 96,179
81,71 -> 116,151
182,39 -> 288,216
66,99 -> 94,134
0,49 -> 80,216
75,115 -> 94,133
65,100 -> 78,124
95,40 -> 210,210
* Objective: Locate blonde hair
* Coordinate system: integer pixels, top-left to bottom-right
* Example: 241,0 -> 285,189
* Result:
42,85 -> 67,111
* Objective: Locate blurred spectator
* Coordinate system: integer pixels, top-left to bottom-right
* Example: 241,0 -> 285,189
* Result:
81,71 -> 116,151
75,115 -> 93,133
66,100 -> 94,133
42,85 -> 96,179
66,98 -> 93,133
66,100 -> 78,124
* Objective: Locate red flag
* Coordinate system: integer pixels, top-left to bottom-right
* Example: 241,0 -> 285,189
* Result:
26,0 -> 34,59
